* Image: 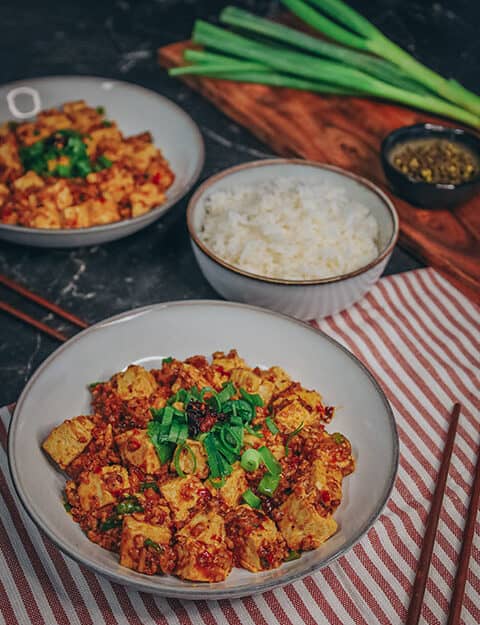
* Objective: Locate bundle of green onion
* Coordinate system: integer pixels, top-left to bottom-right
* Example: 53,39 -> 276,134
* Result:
168,0 -> 480,129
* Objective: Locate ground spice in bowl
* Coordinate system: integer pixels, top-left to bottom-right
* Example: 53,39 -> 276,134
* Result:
389,138 -> 479,185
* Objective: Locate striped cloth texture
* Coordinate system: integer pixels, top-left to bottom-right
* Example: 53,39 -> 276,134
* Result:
0,267 -> 479,625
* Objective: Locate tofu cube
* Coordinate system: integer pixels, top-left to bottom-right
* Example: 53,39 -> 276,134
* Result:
112,365 -> 157,400
160,475 -> 210,524
229,368 -> 262,394
261,366 -> 292,393
274,400 -> 314,431
228,368 -> 274,406
42,416 -> 95,470
120,515 -> 175,575
77,465 -> 129,512
227,505 -> 287,572
310,459 -> 343,507
277,490 -> 337,551
175,511 -> 232,582
218,464 -> 248,508
211,350 -> 246,373
115,429 -> 161,474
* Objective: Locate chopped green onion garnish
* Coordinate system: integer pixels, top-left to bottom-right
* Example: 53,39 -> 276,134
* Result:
147,420 -> 175,464
204,433 -> 222,478
207,393 -> 222,411
209,475 -> 227,489
257,472 -> 281,497
161,406 -> 174,427
144,538 -> 163,552
219,425 -> 243,453
139,481 -> 159,493
241,448 -> 262,472
162,356 -> 173,364
285,421 -> 304,456
244,423 -> 264,438
199,386 -> 216,400
168,421 -> 182,443
63,499 -> 72,512
99,516 -> 122,532
116,497 -> 144,515
174,442 -> 197,477
258,446 -> 281,476
265,416 -> 279,434
97,154 -> 112,169
285,550 -> 301,561
332,432 -> 345,444
217,381 -> 236,405
240,387 -> 264,407
242,488 -> 262,509
96,105 -> 106,114
88,381 -> 104,389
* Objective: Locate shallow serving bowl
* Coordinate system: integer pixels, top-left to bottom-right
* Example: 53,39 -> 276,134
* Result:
9,300 -> 398,599
0,76 -> 204,248
187,159 -> 399,320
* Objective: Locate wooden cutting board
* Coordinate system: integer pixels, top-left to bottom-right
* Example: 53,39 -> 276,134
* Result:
159,41 -> 480,305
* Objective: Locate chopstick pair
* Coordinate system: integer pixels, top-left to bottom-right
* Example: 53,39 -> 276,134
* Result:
0,274 -> 478,624
0,273 -> 87,342
406,402 -> 480,625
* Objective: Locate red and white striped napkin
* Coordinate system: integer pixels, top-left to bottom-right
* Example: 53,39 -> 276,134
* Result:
1,267 -> 479,625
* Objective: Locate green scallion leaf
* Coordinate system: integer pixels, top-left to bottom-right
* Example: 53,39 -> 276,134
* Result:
209,475 -> 227,489
162,356 -> 173,364
174,442 -> 197,477
147,420 -> 175,464
285,421 -> 304,456
144,538 -> 163,552
265,416 -> 279,434
139,481 -> 159,493
216,381 -> 236,405
257,472 -> 281,497
99,516 -> 122,532
116,496 -> 144,515
88,381 -> 104,389
285,549 -> 301,561
242,488 -> 262,509
241,448 -> 262,472
240,387 -> 264,407
258,446 -> 281,476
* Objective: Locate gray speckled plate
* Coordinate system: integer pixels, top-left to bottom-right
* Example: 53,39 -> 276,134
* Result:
8,300 -> 398,599
0,76 -> 204,247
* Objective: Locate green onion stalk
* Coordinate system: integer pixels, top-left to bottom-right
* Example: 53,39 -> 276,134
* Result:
281,0 -> 480,116
172,50 -> 359,95
183,21 -> 480,128
219,6 -> 430,95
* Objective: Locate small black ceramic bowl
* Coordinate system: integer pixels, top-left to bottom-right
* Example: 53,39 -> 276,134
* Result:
381,123 -> 480,209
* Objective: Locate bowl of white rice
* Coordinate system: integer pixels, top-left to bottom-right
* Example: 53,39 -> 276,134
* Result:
187,159 -> 399,319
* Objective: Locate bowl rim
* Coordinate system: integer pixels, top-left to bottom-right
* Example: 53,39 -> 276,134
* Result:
8,299 -> 399,599
0,75 -> 205,237
381,122 -> 480,190
187,158 -> 399,286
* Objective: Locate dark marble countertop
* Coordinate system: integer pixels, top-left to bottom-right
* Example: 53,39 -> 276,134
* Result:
0,0 -> 478,406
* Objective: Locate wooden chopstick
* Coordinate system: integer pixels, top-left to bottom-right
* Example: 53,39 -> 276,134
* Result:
447,442 -> 480,625
0,300 -> 69,342
0,273 -> 88,329
406,402 -> 462,625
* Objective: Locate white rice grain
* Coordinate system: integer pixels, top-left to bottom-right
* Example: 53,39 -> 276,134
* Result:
199,178 -> 379,280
